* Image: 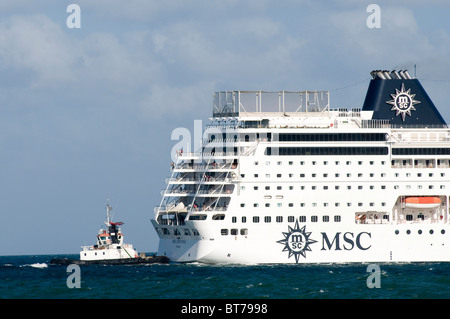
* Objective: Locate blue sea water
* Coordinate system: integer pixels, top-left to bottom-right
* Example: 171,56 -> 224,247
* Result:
1,254 -> 450,300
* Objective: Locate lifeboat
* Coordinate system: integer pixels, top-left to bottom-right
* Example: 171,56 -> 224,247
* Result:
405,197 -> 441,209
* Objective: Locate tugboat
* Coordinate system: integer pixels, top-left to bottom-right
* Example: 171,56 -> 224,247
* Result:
51,202 -> 169,265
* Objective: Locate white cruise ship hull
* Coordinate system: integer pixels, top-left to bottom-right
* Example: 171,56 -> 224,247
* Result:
152,69 -> 450,264
153,221 -> 450,264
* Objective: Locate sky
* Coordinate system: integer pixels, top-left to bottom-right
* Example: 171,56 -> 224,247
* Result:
1,0 -> 450,256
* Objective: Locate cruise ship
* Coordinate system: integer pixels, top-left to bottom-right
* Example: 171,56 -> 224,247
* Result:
151,70 -> 450,263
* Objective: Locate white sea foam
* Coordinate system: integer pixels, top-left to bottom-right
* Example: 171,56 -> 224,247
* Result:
28,263 -> 48,269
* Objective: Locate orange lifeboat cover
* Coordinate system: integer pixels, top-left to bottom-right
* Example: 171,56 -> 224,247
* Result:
405,197 -> 441,204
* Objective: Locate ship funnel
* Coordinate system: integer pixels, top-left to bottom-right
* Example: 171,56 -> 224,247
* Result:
362,69 -> 446,126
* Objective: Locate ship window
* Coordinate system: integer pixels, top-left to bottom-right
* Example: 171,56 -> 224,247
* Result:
277,186 -> 282,190
288,216 -> 294,222
232,217 -> 237,223
264,216 -> 271,223
184,229 -> 191,235
221,229 -> 228,235
231,229 -> 238,235
189,214 -> 207,220
265,203 -> 270,207
174,229 -> 181,236
253,216 -> 260,223
253,203 -> 259,207
162,228 -> 170,235
406,215 -> 413,221
289,203 -> 293,207
240,203 -> 245,207
212,214 -> 225,220
240,229 -> 248,235
334,215 -> 341,222
193,229 -> 200,236
265,186 -> 270,190
311,216 -> 318,222
323,216 -> 329,222
254,186 -> 258,190
299,216 -> 306,222
277,174 -> 281,178
242,216 -> 246,223
276,216 -> 283,223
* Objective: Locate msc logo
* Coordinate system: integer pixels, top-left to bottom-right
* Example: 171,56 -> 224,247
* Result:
386,83 -> 420,121
278,219 -> 372,263
277,219 -> 317,263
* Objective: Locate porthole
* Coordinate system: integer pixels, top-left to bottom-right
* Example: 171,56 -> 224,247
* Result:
406,230 -> 411,235
395,230 -> 399,235
430,229 -> 434,234
418,230 -> 422,235
441,229 -> 446,234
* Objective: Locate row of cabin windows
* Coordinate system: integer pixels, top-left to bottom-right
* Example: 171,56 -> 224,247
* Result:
162,228 -> 200,236
241,202 -> 386,208
243,183 -> 446,192
244,172 -> 446,179
251,159 -> 450,168
253,160 -> 385,166
228,215 -> 342,224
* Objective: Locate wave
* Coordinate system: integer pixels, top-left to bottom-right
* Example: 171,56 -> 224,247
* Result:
25,263 -> 48,269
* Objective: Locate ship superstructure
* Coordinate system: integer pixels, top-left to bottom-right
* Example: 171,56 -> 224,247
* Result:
151,70 -> 450,263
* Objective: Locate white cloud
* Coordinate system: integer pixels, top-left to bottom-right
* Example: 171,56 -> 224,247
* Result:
0,14 -> 77,88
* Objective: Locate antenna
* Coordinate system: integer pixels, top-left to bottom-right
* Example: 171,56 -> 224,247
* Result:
414,64 -> 417,78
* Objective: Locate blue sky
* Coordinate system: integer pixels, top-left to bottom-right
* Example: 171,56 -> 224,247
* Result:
1,0 -> 450,255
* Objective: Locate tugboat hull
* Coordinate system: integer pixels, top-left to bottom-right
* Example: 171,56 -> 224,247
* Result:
50,256 -> 170,265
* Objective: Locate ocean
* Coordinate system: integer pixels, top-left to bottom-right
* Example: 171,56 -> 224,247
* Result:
2,254 -> 450,301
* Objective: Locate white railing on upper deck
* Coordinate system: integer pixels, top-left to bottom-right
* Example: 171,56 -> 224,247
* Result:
212,91 -> 330,118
